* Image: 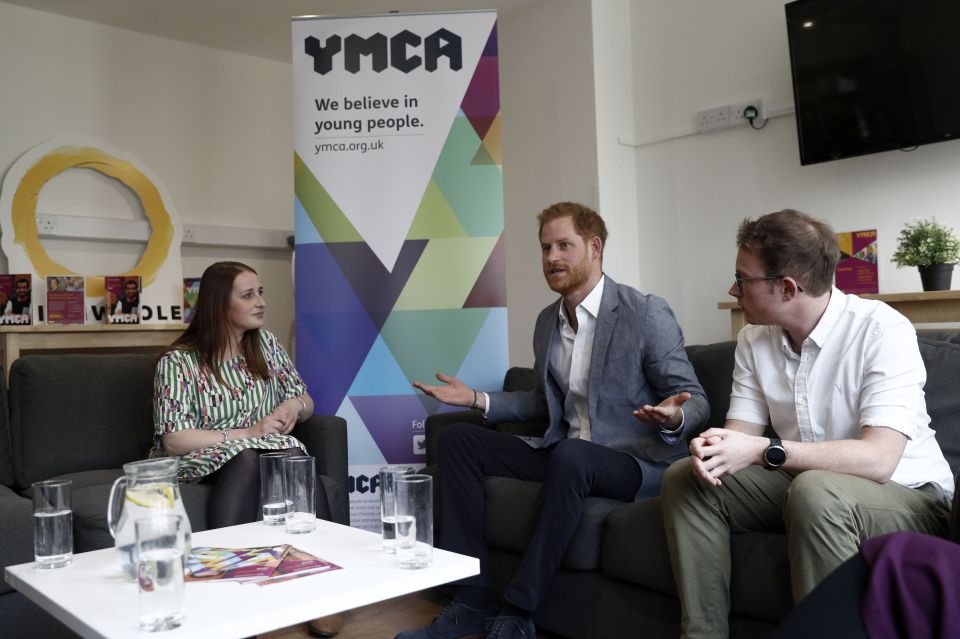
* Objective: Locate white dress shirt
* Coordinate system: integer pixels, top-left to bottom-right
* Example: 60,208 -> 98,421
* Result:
482,276 -> 606,441
728,288 -> 954,499
551,276 -> 604,441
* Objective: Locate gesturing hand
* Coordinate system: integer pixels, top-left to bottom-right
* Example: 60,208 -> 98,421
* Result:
632,392 -> 692,429
412,372 -> 475,408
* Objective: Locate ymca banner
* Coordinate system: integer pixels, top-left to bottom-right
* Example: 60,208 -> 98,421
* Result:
291,11 -> 507,530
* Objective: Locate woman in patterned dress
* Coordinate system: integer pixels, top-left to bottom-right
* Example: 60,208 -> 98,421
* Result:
151,260 -> 332,528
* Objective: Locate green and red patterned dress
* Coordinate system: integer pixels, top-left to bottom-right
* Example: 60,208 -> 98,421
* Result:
151,329 -> 308,482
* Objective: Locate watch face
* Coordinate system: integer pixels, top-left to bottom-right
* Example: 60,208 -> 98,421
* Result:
765,445 -> 787,467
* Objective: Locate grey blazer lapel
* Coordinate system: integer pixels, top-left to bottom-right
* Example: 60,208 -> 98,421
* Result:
588,277 -> 619,416
533,299 -> 560,362
535,299 -> 562,420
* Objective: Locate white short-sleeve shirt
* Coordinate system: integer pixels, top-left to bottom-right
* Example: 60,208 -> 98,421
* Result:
727,288 -> 953,499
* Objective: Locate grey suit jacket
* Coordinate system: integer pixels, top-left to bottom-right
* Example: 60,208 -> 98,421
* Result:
486,275 -> 708,497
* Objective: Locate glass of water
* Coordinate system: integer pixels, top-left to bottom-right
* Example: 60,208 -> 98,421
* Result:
32,479 -> 73,569
283,456 -> 316,534
260,452 -> 292,526
395,474 -> 433,569
379,465 -> 414,553
135,514 -> 186,632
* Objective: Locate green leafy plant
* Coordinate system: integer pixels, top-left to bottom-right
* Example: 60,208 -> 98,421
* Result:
891,218 -> 960,267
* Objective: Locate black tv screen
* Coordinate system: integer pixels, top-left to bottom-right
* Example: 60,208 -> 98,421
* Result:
785,0 -> 960,165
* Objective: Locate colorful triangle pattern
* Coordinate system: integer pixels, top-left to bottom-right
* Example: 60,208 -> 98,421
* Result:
295,19 -> 507,465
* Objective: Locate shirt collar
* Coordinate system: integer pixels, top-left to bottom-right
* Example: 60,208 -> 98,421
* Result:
804,287 -> 845,348
558,274 -> 605,325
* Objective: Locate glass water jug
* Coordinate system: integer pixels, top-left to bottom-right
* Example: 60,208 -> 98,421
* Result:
107,457 -> 192,579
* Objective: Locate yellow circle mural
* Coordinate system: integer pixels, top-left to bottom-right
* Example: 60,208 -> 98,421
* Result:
10,146 -> 174,297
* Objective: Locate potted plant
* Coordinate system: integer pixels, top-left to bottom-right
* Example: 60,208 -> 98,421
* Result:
891,217 -> 960,291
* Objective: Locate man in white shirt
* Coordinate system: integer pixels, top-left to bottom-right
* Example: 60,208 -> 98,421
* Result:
399,202 -> 709,639
661,209 -> 953,639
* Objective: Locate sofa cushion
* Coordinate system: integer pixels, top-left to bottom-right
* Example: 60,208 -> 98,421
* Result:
69,473 -> 213,553
601,499 -> 676,595
484,476 -> 624,571
601,498 -> 793,622
684,341 -> 736,436
503,367 -> 535,392
9,354 -> 156,490
69,471 -> 125,553
918,331 -> 960,346
728,531 -> 793,621
918,337 -> 960,472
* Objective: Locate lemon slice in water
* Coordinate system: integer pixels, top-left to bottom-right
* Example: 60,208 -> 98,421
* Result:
125,484 -> 175,509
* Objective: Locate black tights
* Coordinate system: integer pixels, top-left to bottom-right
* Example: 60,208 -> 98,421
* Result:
203,448 -> 333,529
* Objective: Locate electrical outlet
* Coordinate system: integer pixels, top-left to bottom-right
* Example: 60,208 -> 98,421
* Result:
36,214 -> 57,235
730,98 -> 768,126
183,224 -> 196,243
697,106 -> 731,132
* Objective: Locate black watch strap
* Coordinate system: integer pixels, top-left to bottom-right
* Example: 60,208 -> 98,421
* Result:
763,437 -> 787,471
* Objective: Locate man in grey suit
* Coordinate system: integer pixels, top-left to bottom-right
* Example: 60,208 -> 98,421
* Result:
397,202 -> 708,639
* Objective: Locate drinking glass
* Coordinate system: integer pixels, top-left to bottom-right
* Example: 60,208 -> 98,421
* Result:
260,452 -> 292,526
395,474 -> 433,569
135,514 -> 186,632
283,455 -> 316,534
32,479 -> 73,569
379,465 -> 414,553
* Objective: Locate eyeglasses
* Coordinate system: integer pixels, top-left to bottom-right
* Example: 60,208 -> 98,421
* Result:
733,274 -> 803,293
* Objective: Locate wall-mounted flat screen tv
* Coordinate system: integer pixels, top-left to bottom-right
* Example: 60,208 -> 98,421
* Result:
785,0 -> 960,165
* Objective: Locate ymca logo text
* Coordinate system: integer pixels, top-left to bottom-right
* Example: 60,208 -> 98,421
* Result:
304,29 -> 462,75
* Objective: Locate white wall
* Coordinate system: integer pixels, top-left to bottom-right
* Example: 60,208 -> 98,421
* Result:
0,0 -> 604,367
591,0 -> 641,290
0,3 -> 296,343
499,0 -> 599,366
630,0 -> 960,345
20,0 -> 941,363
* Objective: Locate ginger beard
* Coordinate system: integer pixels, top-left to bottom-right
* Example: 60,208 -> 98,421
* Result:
544,245 -> 593,296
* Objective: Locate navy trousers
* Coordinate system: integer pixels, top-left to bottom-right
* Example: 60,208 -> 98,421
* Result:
437,423 -> 643,612
770,553 -> 868,639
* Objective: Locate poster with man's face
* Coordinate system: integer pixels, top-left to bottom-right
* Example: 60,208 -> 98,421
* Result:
0,274 -> 32,324
105,275 -> 141,324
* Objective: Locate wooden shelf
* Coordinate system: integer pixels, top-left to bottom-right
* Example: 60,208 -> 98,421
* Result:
718,290 -> 960,339
0,323 -> 186,380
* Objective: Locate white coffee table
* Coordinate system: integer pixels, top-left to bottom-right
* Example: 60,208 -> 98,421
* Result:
5,519 -> 478,639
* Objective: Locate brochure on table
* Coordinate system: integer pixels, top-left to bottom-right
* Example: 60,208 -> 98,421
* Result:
186,545 -> 341,586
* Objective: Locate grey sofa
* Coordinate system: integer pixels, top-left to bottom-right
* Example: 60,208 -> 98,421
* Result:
0,353 -> 349,639
424,333 -> 960,638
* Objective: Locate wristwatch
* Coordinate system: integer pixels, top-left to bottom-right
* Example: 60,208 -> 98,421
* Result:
762,437 -> 787,471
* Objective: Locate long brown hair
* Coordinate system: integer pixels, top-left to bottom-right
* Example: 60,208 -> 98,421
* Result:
167,261 -> 269,382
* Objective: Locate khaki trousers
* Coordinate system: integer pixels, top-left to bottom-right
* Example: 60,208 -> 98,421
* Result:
661,458 -> 950,639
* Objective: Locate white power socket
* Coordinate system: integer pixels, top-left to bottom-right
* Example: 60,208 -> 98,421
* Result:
36,214 -> 57,236
183,224 -> 196,243
697,98 -> 768,133
730,98 -> 768,126
697,106 -> 731,132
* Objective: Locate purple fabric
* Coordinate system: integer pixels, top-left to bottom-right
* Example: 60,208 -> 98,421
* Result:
860,531 -> 960,639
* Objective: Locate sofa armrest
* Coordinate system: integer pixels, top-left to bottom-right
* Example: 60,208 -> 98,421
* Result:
425,410 -> 485,465
951,468 -> 960,544
0,486 -> 34,595
292,414 -> 349,526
